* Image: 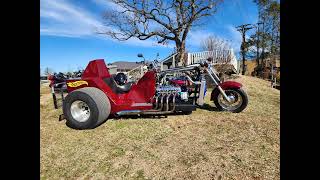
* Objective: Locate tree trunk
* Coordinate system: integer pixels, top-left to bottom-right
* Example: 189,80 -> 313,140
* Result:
261,21 -> 265,67
175,41 -> 186,67
256,31 -> 260,66
242,52 -> 246,75
241,41 -> 246,75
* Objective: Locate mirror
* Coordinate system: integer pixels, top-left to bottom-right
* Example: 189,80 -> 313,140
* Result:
137,53 -> 143,58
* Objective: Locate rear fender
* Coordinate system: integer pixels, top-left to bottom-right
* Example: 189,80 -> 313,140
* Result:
210,81 -> 242,101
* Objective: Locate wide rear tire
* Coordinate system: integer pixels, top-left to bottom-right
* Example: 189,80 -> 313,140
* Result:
63,87 -> 111,129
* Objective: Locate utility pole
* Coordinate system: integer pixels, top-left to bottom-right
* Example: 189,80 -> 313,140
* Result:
236,24 -> 254,75
255,22 -> 263,66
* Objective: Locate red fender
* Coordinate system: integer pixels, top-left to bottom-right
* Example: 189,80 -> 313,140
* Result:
210,81 -> 243,100
219,81 -> 242,90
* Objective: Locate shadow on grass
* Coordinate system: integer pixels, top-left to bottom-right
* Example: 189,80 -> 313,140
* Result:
108,111 -> 201,120
198,103 -> 220,112
60,104 -> 221,129
109,114 -> 168,120
107,104 -> 221,121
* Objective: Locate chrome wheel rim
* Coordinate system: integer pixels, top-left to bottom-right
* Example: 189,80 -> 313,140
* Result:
217,90 -> 243,111
70,100 -> 91,122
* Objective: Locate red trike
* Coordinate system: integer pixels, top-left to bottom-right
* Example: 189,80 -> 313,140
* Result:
51,58 -> 248,129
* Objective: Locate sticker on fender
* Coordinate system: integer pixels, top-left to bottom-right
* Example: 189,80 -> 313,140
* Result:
67,80 -> 88,87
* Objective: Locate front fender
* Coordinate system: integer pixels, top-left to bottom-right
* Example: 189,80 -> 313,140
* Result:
210,81 -> 243,101
219,81 -> 242,90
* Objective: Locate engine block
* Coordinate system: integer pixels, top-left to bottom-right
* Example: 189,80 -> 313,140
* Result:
156,85 -> 181,94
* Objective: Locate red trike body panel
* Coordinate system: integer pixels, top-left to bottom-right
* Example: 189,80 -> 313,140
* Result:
66,59 -> 156,114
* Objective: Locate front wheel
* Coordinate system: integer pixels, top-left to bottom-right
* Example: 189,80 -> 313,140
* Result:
212,88 -> 248,113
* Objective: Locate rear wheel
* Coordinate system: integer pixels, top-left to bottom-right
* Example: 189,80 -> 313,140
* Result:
63,87 -> 111,129
213,88 -> 248,113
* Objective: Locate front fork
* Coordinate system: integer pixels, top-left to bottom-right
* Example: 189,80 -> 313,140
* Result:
205,66 -> 232,102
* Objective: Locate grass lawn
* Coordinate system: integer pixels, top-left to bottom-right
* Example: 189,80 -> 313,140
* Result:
40,75 -> 280,180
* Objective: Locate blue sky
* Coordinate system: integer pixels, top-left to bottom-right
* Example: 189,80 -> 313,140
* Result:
40,0 -> 258,73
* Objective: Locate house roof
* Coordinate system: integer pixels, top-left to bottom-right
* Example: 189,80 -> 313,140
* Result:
108,61 -> 142,70
106,65 -> 117,68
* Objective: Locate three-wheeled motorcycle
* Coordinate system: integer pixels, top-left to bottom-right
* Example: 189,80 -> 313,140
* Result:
51,57 -> 248,129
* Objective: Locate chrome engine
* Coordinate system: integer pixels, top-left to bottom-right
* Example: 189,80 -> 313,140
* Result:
153,85 -> 191,112
156,85 -> 189,101
152,85 -> 179,111
156,85 -> 181,94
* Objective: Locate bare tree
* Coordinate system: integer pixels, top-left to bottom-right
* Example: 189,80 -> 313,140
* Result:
252,0 -> 280,64
201,35 -> 231,52
201,35 -> 232,65
100,0 -> 223,66
201,35 -> 233,76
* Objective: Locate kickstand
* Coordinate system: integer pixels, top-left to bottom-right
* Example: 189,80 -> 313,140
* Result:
59,114 -> 65,121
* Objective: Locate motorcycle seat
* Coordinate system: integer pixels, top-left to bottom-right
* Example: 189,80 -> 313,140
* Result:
116,81 -> 133,92
103,77 -> 133,94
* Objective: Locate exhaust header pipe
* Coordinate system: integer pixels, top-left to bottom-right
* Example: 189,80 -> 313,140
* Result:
116,110 -> 141,116
115,93 -> 177,116
115,109 -> 175,116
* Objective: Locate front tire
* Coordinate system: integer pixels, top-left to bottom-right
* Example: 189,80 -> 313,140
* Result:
213,88 -> 248,113
63,87 -> 111,129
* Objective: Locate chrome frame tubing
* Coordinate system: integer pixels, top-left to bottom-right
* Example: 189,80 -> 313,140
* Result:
206,64 -> 231,102
185,75 -> 201,85
160,65 -> 199,74
207,64 -> 221,84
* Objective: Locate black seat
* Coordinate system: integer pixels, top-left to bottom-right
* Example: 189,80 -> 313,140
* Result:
103,77 -> 133,94
116,81 -> 133,92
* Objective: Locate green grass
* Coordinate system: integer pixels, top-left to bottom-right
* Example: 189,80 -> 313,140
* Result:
40,75 -> 280,180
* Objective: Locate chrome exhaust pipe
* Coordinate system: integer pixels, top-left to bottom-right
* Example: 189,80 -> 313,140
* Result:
116,109 -> 174,116
154,94 -> 160,109
172,93 -> 176,111
116,110 -> 142,116
159,94 -> 165,110
116,93 -> 177,116
141,111 -> 173,115
166,93 -> 171,111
